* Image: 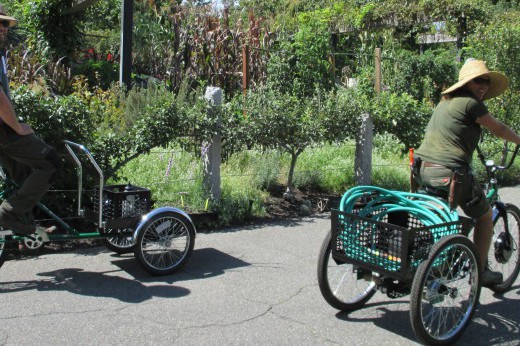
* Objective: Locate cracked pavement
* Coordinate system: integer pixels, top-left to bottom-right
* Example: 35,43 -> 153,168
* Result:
1,188 -> 520,345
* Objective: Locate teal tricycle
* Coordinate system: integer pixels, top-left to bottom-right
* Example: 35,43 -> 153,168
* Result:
318,144 -> 520,345
0,140 -> 196,275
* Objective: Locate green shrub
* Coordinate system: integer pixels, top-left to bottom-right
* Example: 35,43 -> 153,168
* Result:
14,0 -> 85,59
383,49 -> 458,103
372,91 -> 433,152
294,145 -> 356,192
216,184 -> 267,226
73,60 -> 119,90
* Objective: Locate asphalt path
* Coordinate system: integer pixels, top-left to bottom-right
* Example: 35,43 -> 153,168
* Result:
0,188 -> 519,345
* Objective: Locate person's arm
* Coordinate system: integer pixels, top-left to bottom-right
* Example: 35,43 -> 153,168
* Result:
0,87 -> 33,135
476,113 -> 520,145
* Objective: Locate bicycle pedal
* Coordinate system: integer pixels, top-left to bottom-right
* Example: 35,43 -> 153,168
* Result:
0,230 -> 14,236
34,227 -> 51,242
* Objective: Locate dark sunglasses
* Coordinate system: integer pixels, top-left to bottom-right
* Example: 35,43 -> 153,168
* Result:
0,21 -> 10,28
473,77 -> 491,85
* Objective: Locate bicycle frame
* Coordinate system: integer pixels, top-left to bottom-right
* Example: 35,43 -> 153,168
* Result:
0,141 -> 113,242
479,144 -> 520,230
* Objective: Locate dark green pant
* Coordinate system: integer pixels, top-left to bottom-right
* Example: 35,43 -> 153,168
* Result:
0,126 -> 60,231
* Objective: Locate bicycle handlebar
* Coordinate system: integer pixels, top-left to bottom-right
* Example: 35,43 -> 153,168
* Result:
477,143 -> 520,171
504,144 -> 520,170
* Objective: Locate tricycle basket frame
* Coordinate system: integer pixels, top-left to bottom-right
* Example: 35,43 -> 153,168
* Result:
331,208 -> 466,282
92,184 -> 151,228
64,141 -> 151,229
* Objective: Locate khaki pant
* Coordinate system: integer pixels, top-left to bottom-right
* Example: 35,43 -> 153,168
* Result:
416,164 -> 490,218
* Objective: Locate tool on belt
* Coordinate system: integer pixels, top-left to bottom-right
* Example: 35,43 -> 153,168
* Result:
410,157 -> 473,211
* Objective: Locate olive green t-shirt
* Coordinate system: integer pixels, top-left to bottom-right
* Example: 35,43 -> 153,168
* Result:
415,93 -> 488,167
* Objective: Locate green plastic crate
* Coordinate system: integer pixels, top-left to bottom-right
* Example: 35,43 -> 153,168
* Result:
331,208 -> 466,281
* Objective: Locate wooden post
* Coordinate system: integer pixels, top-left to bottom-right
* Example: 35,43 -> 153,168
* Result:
354,113 -> 373,186
242,44 -> 250,117
329,53 -> 336,86
374,47 -> 382,93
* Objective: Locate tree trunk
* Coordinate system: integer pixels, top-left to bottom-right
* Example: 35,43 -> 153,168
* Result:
284,150 -> 300,200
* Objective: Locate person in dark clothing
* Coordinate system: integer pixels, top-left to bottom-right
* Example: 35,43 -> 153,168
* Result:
0,4 -> 61,237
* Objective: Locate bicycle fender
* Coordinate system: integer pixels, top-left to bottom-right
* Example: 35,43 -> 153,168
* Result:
492,201 -> 508,223
132,206 -> 197,241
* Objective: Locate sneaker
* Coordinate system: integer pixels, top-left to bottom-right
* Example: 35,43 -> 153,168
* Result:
481,269 -> 503,288
0,209 -> 35,235
33,226 -> 56,242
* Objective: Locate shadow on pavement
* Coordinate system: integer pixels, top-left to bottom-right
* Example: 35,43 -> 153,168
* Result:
0,248 -> 250,302
0,268 -> 190,303
215,214 -> 330,234
335,300 -> 417,342
459,289 -> 520,346
334,289 -> 520,345
109,247 -> 251,283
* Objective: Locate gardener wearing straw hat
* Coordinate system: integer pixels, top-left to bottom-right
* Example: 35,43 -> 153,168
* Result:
0,3 -> 61,237
414,58 -> 520,288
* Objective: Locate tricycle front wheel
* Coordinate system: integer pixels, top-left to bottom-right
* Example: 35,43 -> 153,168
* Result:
488,203 -> 520,293
134,211 -> 195,275
317,230 -> 376,311
410,234 -> 481,345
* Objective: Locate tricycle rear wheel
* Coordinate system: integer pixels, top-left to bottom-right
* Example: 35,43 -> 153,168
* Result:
101,228 -> 136,254
134,211 -> 195,275
317,230 -> 376,311
410,234 -> 481,345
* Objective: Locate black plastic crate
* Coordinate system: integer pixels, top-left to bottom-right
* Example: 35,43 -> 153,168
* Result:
331,208 -> 467,282
94,184 -> 151,221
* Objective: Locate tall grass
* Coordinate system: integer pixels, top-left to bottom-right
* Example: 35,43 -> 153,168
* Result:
114,136 -> 412,224
117,135 -> 520,226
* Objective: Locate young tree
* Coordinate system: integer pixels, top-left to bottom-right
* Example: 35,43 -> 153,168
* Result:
241,87 -> 360,198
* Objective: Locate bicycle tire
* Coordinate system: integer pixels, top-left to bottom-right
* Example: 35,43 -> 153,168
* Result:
134,211 -> 195,275
0,233 -> 15,269
488,203 -> 520,293
317,230 -> 376,311
101,228 -> 136,254
0,236 -> 7,268
410,234 -> 481,345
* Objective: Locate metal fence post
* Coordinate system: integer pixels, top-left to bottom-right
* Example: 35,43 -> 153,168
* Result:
202,87 -> 223,202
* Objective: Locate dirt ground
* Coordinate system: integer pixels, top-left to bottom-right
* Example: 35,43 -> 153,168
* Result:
262,185 -> 340,219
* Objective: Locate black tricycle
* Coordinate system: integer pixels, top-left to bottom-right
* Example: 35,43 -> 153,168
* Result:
0,140 -> 196,275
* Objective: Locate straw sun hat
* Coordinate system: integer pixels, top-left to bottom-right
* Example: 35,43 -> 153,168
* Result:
442,59 -> 509,100
0,3 -> 18,28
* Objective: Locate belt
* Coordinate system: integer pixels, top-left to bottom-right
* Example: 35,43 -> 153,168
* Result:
423,161 -> 445,168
